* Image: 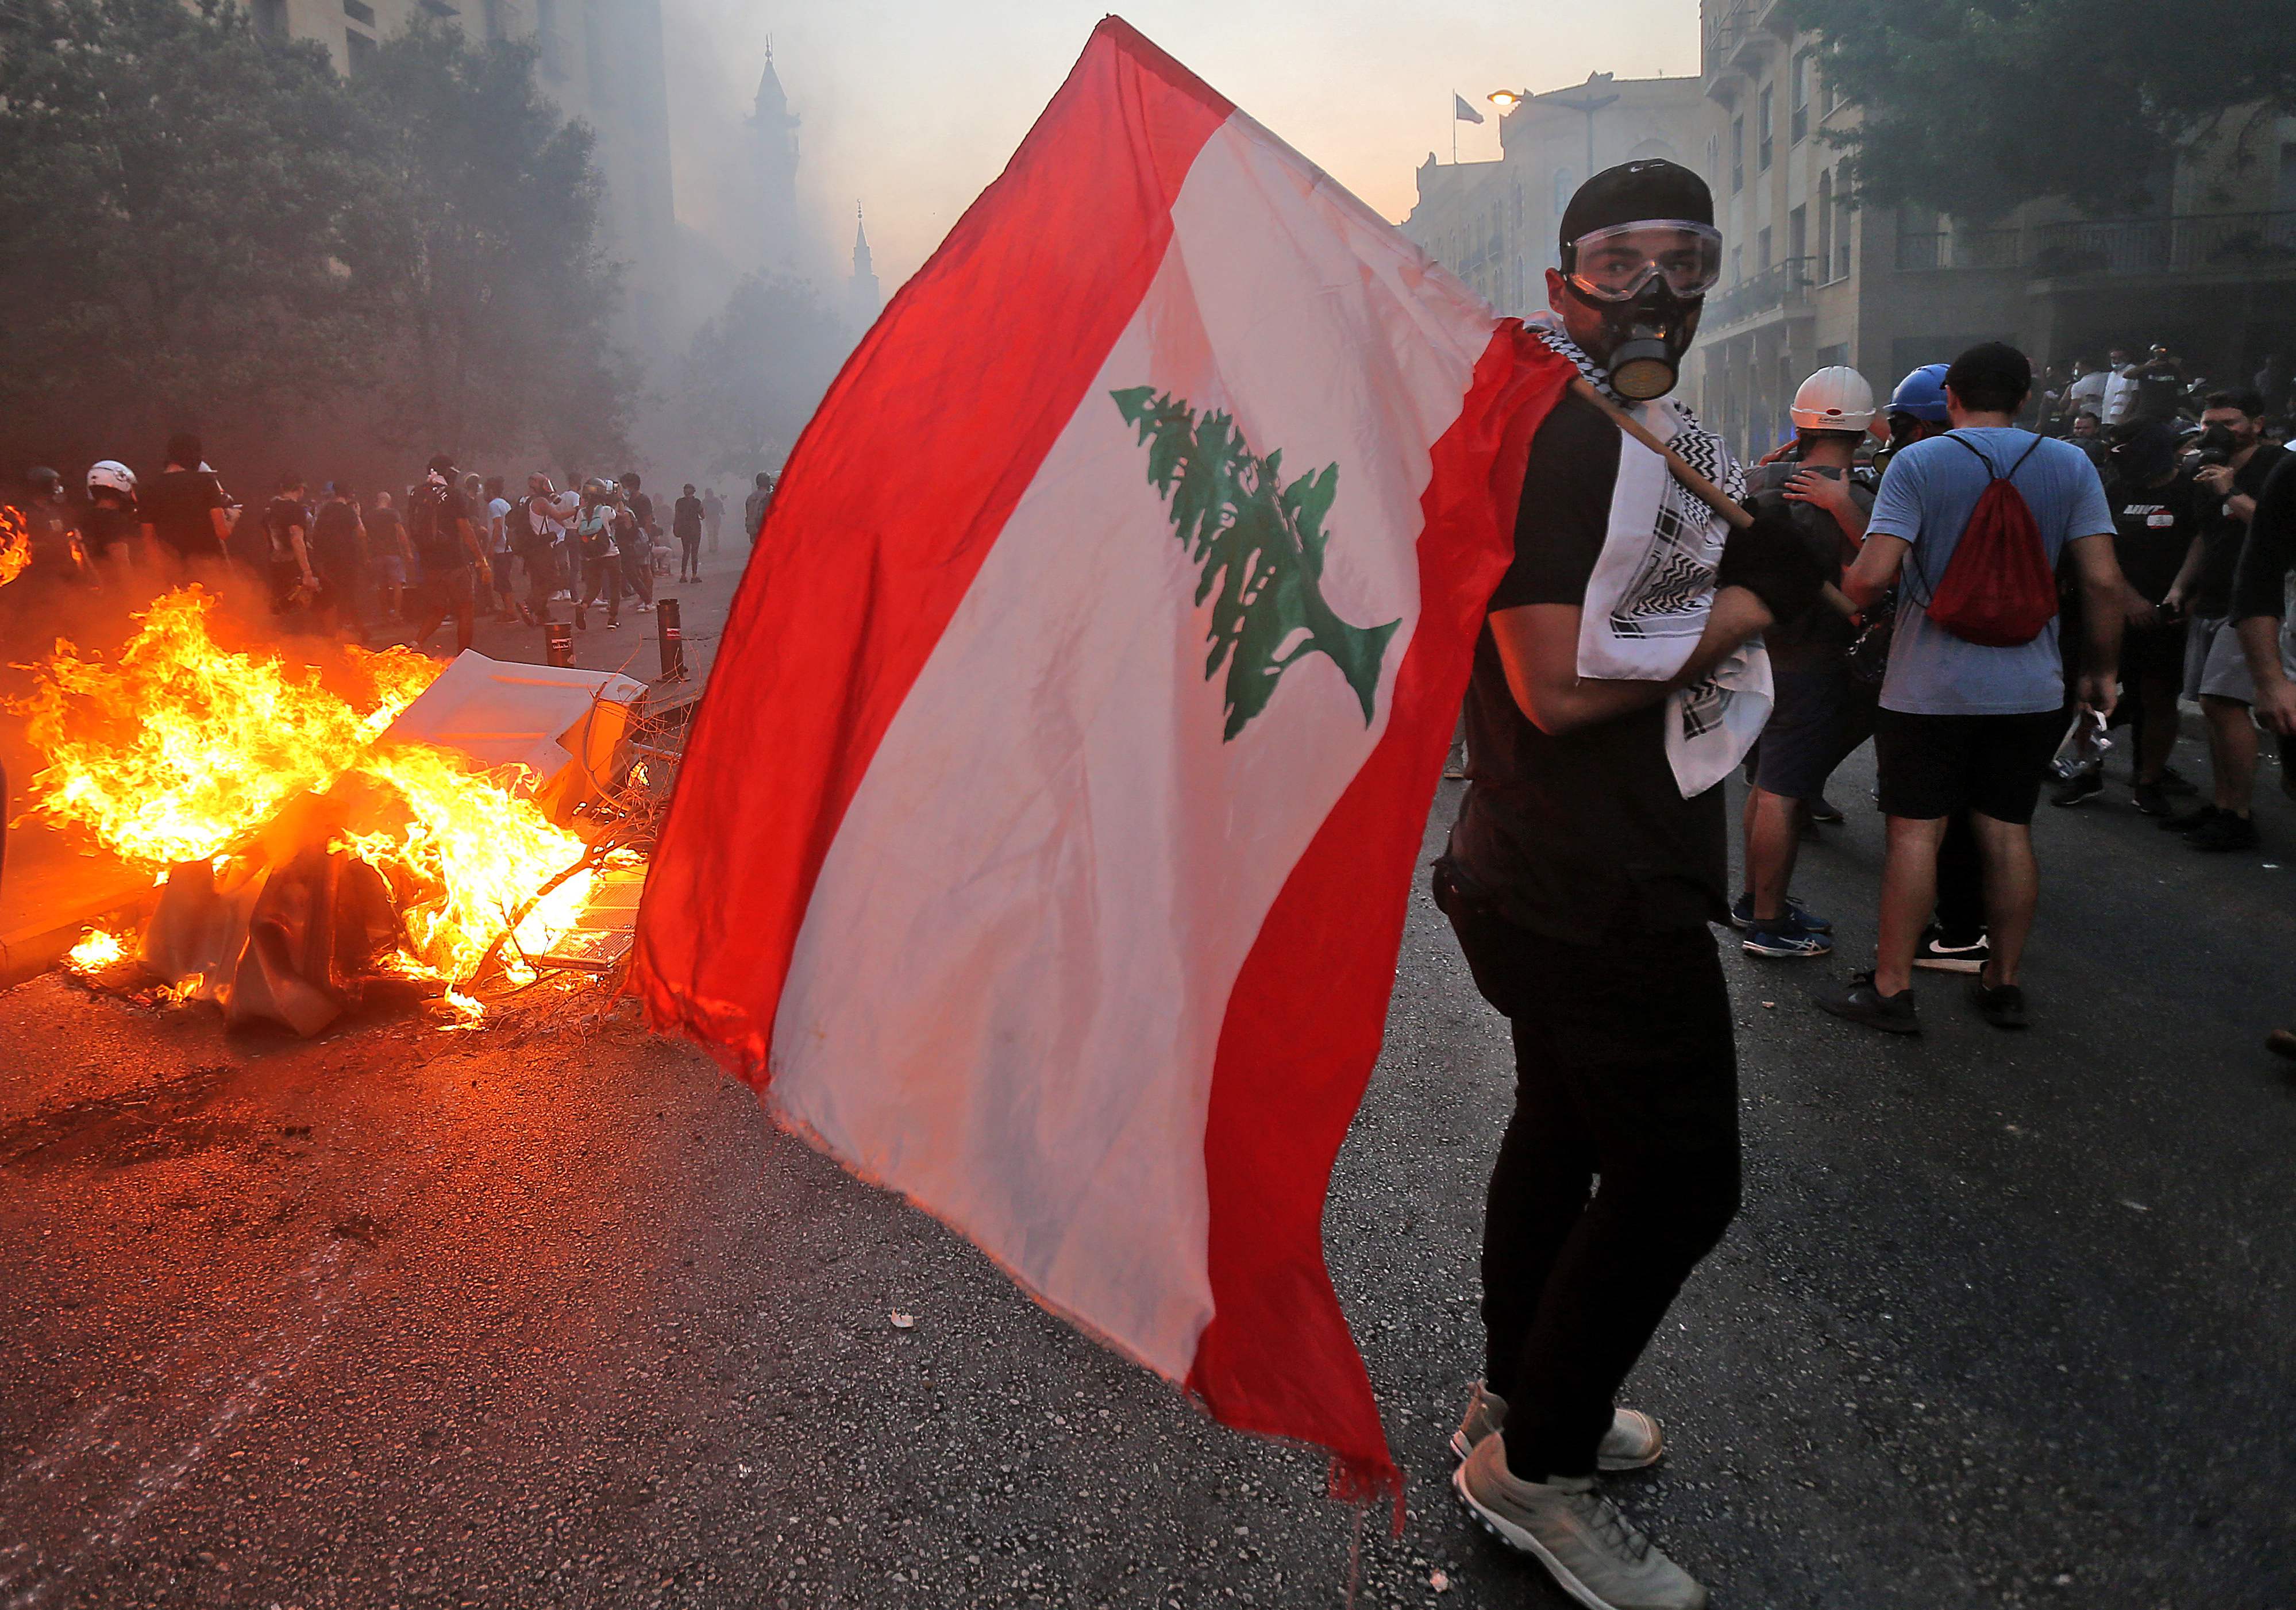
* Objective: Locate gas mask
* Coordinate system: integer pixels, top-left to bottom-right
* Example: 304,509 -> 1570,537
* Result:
1562,219 -> 1720,402
2192,421 -> 2246,467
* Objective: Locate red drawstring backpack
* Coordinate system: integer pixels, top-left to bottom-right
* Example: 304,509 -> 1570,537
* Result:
1912,433 -> 2058,646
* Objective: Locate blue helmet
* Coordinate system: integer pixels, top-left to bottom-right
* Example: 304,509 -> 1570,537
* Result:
1889,363 -> 1951,423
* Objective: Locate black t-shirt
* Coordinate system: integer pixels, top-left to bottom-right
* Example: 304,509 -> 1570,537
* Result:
1444,393 -> 1729,940
263,496 -> 309,565
2108,472 -> 2199,604
142,468 -> 230,560
673,494 -> 703,540
311,499 -> 363,565
2192,443 -> 2286,617
628,491 -> 654,534
2232,452 -> 2296,623
19,495 -> 78,569
410,482 -> 472,569
83,500 -> 140,554
367,505 -> 405,552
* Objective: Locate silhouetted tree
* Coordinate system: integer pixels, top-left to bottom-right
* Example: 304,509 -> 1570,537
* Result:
1794,0 -> 2296,218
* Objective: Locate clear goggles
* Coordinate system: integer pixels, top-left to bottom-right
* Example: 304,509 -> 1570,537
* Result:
1564,219 -> 1724,303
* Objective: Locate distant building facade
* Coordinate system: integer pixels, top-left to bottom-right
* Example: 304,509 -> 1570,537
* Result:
1404,4 -> 2296,458
1402,72 -> 1711,318
244,0 -> 681,361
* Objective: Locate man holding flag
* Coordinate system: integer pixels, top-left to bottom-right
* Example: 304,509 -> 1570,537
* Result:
1438,161 -> 1824,1610
635,26 -> 1818,1610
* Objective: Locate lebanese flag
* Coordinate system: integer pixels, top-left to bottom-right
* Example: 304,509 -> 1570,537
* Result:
633,17 -> 1570,1502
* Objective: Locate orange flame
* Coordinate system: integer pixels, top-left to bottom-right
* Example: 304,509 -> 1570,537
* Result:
0,506 -> 29,589
16,586 -> 596,990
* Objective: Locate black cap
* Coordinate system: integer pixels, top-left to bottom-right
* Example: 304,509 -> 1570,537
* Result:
1558,159 -> 1714,259
427,452 -> 456,475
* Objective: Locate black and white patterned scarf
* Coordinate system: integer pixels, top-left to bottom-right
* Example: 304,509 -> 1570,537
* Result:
1525,313 -> 1771,796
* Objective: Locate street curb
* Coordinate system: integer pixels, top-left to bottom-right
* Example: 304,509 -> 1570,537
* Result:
0,887 -> 158,995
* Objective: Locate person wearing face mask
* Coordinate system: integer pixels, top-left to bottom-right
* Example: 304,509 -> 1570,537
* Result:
1435,160 -> 1825,1610
2160,389 -> 2286,852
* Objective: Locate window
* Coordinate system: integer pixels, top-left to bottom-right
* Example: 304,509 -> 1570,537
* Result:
1822,64 -> 1842,117
1705,133 -> 1719,190
1789,205 -> 1806,274
1730,244 -> 1743,285
252,0 -> 286,35
1730,117 -> 1744,192
1835,184 -> 1852,279
1758,226 -> 1773,274
1817,171 -> 1834,279
343,0 -> 375,22
345,27 -> 375,70
1553,166 -> 1574,216
1758,86 -> 1774,171
1791,52 -> 1810,143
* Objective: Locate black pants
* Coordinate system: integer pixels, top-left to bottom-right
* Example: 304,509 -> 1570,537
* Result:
1436,866 -> 1741,1481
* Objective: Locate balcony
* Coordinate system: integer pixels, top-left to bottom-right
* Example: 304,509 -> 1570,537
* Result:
1701,0 -> 1787,94
1705,255 -> 1814,328
1896,226 -> 2023,272
2032,210 -> 2296,278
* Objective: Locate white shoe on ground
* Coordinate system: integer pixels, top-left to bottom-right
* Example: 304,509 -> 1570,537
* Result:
1454,1434 -> 1706,1610
1450,1380 -> 1664,1472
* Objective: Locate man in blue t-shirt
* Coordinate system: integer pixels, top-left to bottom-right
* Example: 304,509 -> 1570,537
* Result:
1822,342 -> 2124,1035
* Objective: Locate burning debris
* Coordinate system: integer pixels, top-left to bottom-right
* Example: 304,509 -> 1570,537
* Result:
14,586 -> 657,1030
0,505 -> 29,590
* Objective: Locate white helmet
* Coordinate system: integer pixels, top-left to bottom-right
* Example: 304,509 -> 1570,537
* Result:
1789,365 -> 1877,433
86,460 -> 138,498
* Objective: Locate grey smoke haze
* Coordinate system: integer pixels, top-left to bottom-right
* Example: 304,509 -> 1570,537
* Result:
656,0 -> 1697,299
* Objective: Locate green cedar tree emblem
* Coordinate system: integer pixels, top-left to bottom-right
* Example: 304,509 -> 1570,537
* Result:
1111,386 -> 1399,742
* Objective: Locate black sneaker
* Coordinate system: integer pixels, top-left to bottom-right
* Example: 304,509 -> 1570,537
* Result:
2161,803 -> 2220,834
1968,975 -> 2029,1029
2131,780 -> 2170,816
2189,811 -> 2259,853
2267,1029 -> 2296,1063
1819,972 -> 1921,1034
1912,926 -> 1989,975
2157,766 -> 2199,796
2051,770 -> 2104,807
1731,893 -> 1833,935
1808,795 -> 1846,825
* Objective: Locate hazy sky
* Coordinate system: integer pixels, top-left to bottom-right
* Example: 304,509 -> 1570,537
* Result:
659,1 -> 1701,292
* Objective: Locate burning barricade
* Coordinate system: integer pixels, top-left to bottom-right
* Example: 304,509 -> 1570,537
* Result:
17,586 -> 656,1033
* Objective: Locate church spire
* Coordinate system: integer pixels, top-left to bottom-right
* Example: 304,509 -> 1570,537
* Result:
848,200 -> 881,326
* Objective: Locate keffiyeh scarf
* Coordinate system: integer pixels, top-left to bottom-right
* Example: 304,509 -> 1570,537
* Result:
1524,312 -> 1771,797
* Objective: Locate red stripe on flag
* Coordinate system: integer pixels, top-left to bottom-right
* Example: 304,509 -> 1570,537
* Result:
1184,324 -> 1572,1510
632,20 -> 1232,1065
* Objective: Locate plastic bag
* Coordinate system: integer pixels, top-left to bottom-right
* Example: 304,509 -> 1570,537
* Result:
2050,708 -> 2111,783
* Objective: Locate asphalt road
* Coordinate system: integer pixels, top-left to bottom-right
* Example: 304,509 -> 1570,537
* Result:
2,722 -> 2292,1610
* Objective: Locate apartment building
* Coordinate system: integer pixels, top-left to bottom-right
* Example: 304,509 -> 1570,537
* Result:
1405,1 -> 2296,459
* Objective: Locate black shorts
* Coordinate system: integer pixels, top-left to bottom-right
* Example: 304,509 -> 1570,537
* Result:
1746,654 -> 1877,802
1873,707 -> 2066,825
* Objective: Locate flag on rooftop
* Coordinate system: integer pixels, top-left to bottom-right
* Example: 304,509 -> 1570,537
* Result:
634,16 -> 1571,1504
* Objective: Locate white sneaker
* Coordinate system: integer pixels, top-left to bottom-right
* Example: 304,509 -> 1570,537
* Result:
1454,1434 -> 1706,1610
1450,1381 -> 1664,1472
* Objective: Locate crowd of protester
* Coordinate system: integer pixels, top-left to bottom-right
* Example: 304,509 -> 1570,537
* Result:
3,433 -> 774,658
1708,342 -> 2296,1051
